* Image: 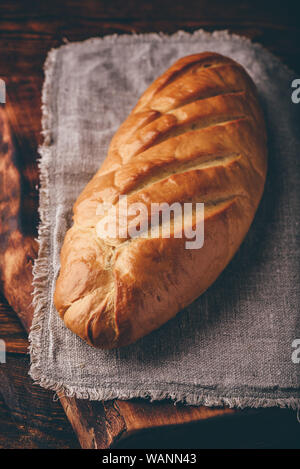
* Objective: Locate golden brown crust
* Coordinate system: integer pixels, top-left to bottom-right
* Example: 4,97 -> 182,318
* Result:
54,52 -> 267,348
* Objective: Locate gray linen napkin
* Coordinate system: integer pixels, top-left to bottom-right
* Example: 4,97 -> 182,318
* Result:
29,30 -> 300,408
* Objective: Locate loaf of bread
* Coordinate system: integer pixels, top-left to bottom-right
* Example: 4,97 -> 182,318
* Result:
54,52 -> 267,349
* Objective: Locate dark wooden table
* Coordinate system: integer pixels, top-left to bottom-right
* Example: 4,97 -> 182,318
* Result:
0,295 -> 80,448
0,0 -> 300,449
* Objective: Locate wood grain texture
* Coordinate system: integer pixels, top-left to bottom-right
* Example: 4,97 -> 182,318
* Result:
0,297 -> 27,354
0,297 -> 79,448
0,0 -> 299,449
0,100 -> 38,331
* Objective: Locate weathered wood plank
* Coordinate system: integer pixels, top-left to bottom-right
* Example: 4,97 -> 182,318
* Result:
0,297 -> 28,354
0,354 -> 80,448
